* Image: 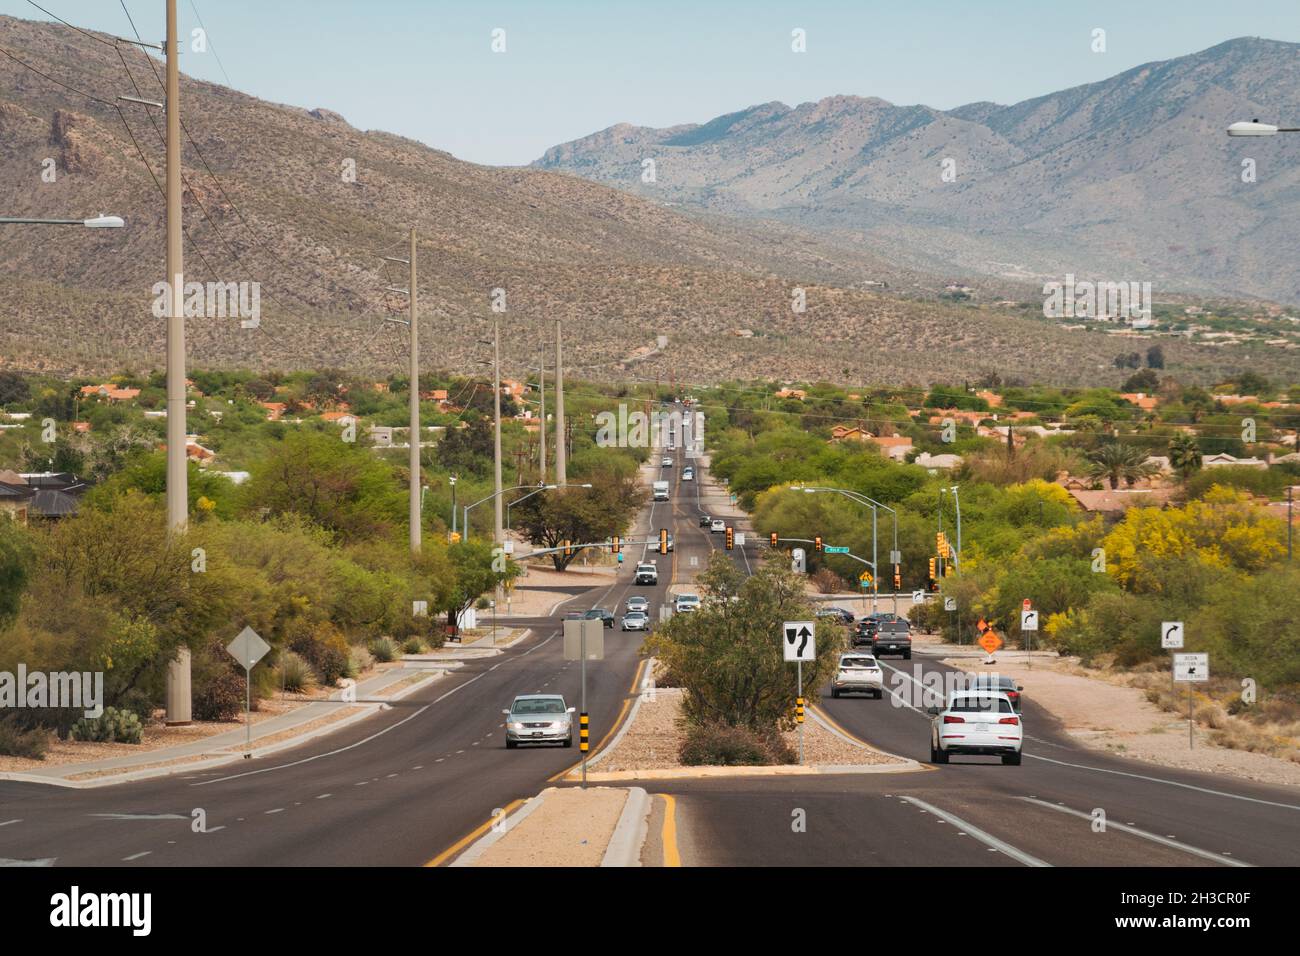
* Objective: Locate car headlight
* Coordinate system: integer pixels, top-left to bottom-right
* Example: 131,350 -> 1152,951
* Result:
507,721 -> 523,730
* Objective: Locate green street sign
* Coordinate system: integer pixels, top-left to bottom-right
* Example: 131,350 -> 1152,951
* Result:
824,545 -> 850,554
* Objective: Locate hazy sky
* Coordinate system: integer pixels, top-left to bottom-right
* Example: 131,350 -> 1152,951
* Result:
5,0 -> 1299,165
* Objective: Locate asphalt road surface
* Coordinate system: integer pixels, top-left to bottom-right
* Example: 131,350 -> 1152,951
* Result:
0,433 -> 715,867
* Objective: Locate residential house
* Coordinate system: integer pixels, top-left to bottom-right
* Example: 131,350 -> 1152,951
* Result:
1067,487 -> 1174,515
914,452 -> 963,470
1120,392 -> 1159,412
1203,453 -> 1268,470
79,383 -> 140,403
871,435 -> 914,461
774,388 -> 807,400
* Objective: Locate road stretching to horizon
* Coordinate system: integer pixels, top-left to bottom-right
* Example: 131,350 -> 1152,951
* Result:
0,410 -> 1296,867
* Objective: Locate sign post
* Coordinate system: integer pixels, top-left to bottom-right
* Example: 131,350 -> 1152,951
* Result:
1020,603 -> 1038,669
564,618 -> 604,786
783,620 -> 816,764
1173,651 -> 1207,748
944,596 -> 957,643
225,626 -> 270,759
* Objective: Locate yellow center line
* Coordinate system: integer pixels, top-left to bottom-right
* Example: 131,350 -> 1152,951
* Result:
424,797 -> 526,867
547,655 -> 649,783
660,793 -> 681,867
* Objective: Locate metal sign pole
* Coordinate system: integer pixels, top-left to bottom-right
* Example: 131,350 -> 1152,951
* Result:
245,669 -> 251,757
797,659 -> 803,765
581,626 -> 587,788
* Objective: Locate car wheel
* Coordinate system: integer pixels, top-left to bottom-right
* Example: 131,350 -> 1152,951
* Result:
873,689 -> 883,699
506,739 -> 517,750
831,688 -> 840,699
1002,751 -> 1021,766
563,737 -> 572,748
903,651 -> 912,660
932,741 -> 949,764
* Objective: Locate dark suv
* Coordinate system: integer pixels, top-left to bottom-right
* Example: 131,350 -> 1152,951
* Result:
872,620 -> 912,659
584,608 -> 615,629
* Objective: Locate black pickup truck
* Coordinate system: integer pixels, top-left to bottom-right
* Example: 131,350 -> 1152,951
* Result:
872,621 -> 912,659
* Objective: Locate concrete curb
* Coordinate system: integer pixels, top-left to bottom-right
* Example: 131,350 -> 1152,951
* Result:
450,789 -> 552,867
580,657 -> 651,773
600,787 -> 650,867
575,761 -> 926,783
0,668 -> 448,790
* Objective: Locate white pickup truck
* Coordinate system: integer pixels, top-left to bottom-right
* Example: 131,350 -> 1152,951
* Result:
652,480 -> 670,501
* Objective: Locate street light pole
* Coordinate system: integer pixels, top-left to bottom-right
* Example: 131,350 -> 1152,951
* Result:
163,0 -> 191,726
555,319 -> 566,484
449,475 -> 458,540
408,227 -> 420,554
493,317 -> 504,547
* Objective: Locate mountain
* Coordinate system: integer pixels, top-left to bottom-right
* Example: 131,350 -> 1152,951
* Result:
535,38 -> 1300,304
0,15 -> 1289,388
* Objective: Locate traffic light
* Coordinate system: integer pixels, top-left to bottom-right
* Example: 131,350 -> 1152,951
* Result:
725,526 -> 735,550
937,532 -> 949,559
814,535 -> 823,552
893,564 -> 902,590
610,535 -> 621,554
563,539 -> 573,558
659,528 -> 669,554
770,531 -> 779,548
928,557 -> 938,591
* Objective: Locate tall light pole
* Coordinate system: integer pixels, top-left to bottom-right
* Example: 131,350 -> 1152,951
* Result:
449,474 -> 458,540
492,318 -> 504,547
537,354 -> 546,483
941,485 -> 963,574
163,0 -> 190,725
555,319 -> 566,484
408,228 -> 420,553
799,485 -> 899,614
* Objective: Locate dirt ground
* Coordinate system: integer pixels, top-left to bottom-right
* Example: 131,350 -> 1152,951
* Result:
943,653 -> 1300,788
472,786 -> 629,867
504,563 -> 617,617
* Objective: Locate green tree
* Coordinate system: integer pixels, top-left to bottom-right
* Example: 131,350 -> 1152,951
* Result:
1085,442 -> 1157,490
512,475 -> 640,570
1168,432 -> 1202,481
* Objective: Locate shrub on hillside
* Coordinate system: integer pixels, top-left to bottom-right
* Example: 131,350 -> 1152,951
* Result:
289,621 -> 351,685
368,637 -> 398,663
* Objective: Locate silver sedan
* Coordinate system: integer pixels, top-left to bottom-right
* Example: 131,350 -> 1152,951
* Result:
503,694 -> 575,748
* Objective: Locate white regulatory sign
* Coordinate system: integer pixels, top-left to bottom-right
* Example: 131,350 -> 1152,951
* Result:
912,590 -> 926,604
1173,652 -> 1208,682
1020,610 -> 1039,631
1162,621 -> 1184,649
783,620 -> 816,662
944,597 -> 957,612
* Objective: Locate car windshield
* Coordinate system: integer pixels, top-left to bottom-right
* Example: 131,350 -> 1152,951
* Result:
625,611 -> 645,618
949,696 -> 1014,714
970,676 -> 1015,689
513,698 -> 565,715
841,657 -> 875,668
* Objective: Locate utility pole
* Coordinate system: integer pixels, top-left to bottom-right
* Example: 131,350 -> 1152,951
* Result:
538,352 -> 546,483
163,0 -> 191,725
408,227 -> 420,554
493,316 -> 504,546
555,319 -> 566,484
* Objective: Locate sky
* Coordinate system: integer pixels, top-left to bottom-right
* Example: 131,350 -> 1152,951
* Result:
4,0 -> 1299,166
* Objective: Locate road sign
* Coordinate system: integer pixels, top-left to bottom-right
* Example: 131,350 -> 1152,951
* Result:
944,597 -> 957,611
978,630 -> 1002,654
226,626 -> 270,671
783,621 -> 816,662
1162,621 -> 1184,649
1020,609 -> 1039,631
1022,598 -> 1032,611
911,590 -> 926,603
791,548 -> 806,573
563,619 -> 604,661
889,550 -> 901,565
1173,652 -> 1207,682
824,545 -> 850,554
735,532 -> 745,547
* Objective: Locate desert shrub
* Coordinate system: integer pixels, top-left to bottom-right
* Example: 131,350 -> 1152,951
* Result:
0,715 -> 49,759
349,646 -> 375,677
369,637 -> 398,663
810,567 -> 846,594
277,650 -> 315,693
401,636 -> 424,655
289,621 -> 351,685
69,706 -> 143,744
679,721 -> 794,766
193,669 -> 246,722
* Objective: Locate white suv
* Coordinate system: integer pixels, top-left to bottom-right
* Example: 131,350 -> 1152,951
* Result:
928,692 -> 1023,765
710,518 -> 726,533
830,653 -> 883,699
673,593 -> 701,614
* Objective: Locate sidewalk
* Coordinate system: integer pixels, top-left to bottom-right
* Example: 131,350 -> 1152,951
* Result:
0,660 -> 452,789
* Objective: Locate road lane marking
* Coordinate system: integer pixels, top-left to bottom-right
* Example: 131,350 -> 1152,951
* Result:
425,797 -> 526,867
0,820 -> 21,827
898,796 -> 1049,867
194,667 -> 494,786
1018,797 -> 1253,866
265,808 -> 284,814
316,794 -> 331,800
661,794 -> 681,867
121,851 -> 151,862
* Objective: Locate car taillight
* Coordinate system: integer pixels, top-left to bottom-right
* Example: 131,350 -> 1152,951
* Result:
943,715 -> 964,724
998,716 -> 1019,725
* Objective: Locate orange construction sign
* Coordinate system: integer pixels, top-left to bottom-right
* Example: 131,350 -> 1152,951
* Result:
978,631 -> 1002,654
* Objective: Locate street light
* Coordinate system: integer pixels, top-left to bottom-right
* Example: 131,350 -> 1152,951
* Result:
0,214 -> 124,228
939,485 -> 963,574
797,484 -> 899,614
463,482 -> 551,542
1226,120 -> 1299,136
505,482 -> 591,530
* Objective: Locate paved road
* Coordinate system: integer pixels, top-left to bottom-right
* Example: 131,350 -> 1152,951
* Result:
647,647 -> 1300,866
0,435 -> 706,867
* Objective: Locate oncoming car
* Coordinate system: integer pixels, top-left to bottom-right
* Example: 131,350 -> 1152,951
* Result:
625,595 -> 650,614
621,610 -> 650,631
503,694 -> 575,748
673,593 -> 701,613
928,692 -> 1022,765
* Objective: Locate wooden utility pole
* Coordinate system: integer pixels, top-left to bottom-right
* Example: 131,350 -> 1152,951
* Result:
163,0 -> 191,725
493,316 -> 504,545
538,352 -> 546,483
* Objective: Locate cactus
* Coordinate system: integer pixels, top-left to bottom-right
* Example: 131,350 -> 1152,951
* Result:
70,706 -> 143,745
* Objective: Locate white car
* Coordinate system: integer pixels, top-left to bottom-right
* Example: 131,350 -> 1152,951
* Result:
830,653 -> 883,699
682,467 -> 694,481
662,457 -> 674,467
710,518 -> 726,533
928,691 -> 1023,765
673,593 -> 701,614
626,595 -> 650,614
621,610 -> 649,631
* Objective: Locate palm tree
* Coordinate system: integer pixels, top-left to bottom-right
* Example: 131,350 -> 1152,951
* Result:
1086,442 -> 1157,490
1168,433 -> 1202,481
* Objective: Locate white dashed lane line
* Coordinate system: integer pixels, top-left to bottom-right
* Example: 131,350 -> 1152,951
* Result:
316,794 -> 332,800
122,851 -> 151,862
